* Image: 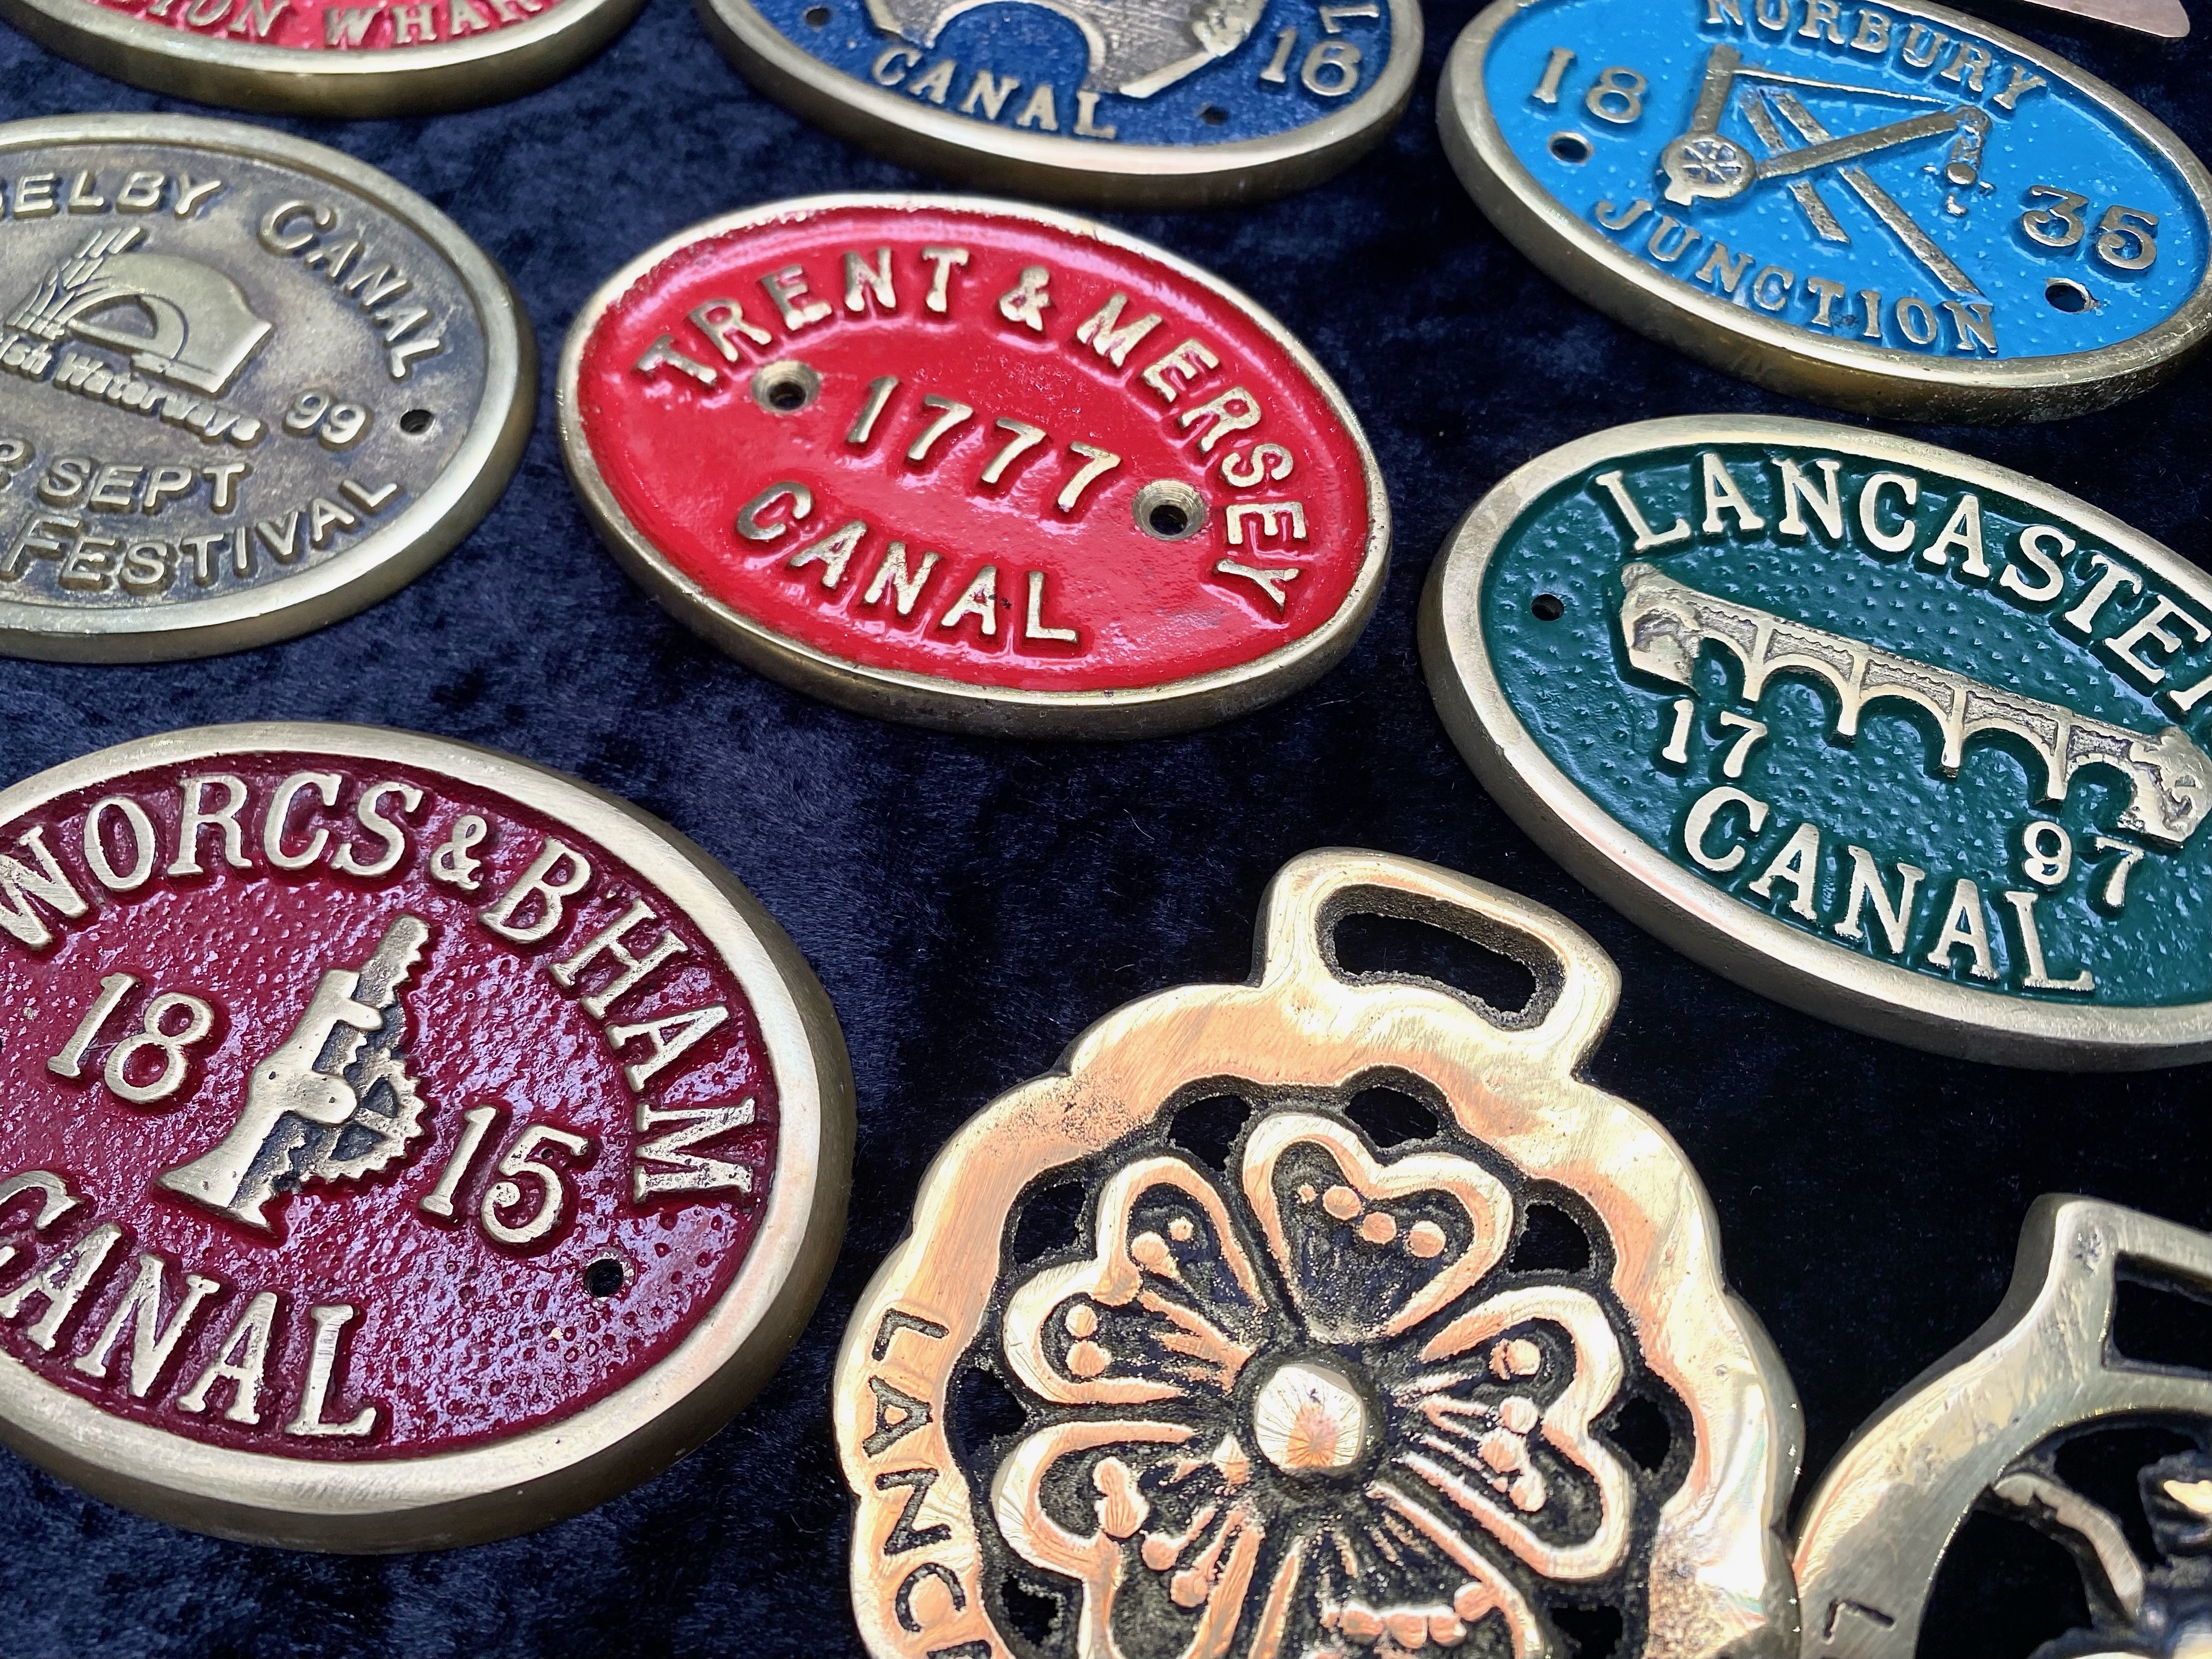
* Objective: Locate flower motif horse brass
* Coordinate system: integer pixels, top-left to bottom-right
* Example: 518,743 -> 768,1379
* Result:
834,849 -> 1801,1657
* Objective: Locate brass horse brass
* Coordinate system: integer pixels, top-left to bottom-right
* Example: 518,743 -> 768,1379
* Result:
834,849 -> 1801,1658
1795,1198 -> 2212,1658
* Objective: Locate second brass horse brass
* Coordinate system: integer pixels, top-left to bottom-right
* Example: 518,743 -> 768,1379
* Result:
1795,1198 -> 2212,1659
834,849 -> 1799,1658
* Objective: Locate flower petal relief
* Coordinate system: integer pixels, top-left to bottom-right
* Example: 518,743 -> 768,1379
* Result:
986,1105 -> 1664,1658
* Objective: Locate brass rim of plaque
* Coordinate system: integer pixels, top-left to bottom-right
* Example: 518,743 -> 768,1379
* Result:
0,0 -> 647,115
0,116 -> 535,664
556,194 -> 1393,740
1437,0 -> 2212,423
2015,0 -> 2193,38
1421,413 -> 2212,1072
693,0 -> 1423,210
835,849 -> 1801,1658
1793,1196 -> 2212,1659
0,724 -> 853,1553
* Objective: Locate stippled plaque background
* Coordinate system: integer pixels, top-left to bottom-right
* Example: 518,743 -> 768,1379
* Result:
0,0 -> 2204,1653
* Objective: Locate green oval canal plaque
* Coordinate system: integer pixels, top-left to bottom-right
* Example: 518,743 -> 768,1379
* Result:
1423,415 -> 2212,1068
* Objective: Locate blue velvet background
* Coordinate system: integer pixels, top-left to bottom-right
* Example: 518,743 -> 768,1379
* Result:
0,1 -> 2204,1654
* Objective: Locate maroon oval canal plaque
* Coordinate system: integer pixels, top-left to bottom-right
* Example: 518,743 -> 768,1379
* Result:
0,723 -> 851,1549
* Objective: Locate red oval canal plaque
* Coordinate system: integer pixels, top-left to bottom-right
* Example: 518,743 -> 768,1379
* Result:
0,724 -> 850,1549
559,196 -> 1390,737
